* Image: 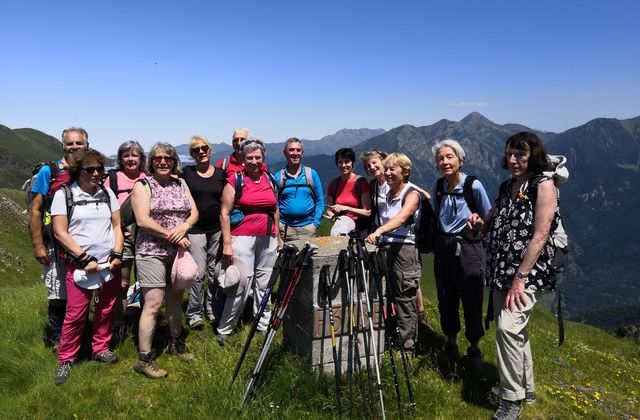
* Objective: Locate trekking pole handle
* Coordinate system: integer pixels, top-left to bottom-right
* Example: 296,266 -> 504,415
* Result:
301,242 -> 318,267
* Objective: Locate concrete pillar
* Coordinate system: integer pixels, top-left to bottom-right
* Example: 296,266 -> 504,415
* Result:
283,236 -> 385,373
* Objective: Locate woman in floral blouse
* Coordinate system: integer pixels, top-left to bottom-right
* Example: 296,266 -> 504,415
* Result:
470,132 -> 560,420
131,142 -> 198,379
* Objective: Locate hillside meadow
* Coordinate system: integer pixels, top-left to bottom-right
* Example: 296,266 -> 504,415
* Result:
0,188 -> 638,419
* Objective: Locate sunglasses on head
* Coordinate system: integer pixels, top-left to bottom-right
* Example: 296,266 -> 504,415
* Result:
81,166 -> 104,174
152,156 -> 175,164
191,145 -> 210,154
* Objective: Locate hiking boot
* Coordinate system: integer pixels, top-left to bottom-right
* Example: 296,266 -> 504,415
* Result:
466,347 -> 482,373
189,317 -> 204,330
491,386 -> 536,405
441,343 -> 459,364
492,399 -> 522,420
216,333 -> 230,346
134,351 -> 168,379
167,337 -> 194,361
54,361 -> 73,385
93,350 -> 119,364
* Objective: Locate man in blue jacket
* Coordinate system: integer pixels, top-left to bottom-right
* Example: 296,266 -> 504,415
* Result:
274,137 -> 324,242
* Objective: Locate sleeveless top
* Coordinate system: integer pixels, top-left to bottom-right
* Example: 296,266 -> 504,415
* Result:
486,176 -> 559,291
136,176 -> 191,256
379,183 -> 421,245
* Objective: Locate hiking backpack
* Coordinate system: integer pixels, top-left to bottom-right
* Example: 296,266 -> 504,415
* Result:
398,185 -> 438,254
434,175 -> 479,215
276,166 -> 316,199
22,161 -> 61,207
328,175 -> 365,205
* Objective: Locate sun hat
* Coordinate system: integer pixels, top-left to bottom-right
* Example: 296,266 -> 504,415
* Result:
214,258 -> 247,295
73,263 -> 113,290
330,215 -> 356,237
171,248 -> 199,290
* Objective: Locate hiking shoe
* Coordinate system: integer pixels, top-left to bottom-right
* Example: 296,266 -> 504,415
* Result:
189,317 -> 204,330
93,350 -> 119,364
134,352 -> 167,379
216,333 -> 230,346
441,343 -> 459,364
466,347 -> 482,373
492,399 -> 522,420
54,361 -> 73,385
491,386 -> 536,405
167,337 -> 194,361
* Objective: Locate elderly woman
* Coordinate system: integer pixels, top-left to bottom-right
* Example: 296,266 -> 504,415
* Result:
131,142 -> 198,379
51,148 -> 123,384
104,140 -> 147,339
216,139 -> 281,345
431,139 -> 491,371
365,153 -> 421,351
473,132 -> 560,420
183,135 -> 227,329
327,148 -> 371,236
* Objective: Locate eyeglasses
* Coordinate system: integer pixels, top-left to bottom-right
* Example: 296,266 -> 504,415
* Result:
191,145 -> 210,154
81,166 -> 104,174
152,156 -> 175,164
232,137 -> 247,143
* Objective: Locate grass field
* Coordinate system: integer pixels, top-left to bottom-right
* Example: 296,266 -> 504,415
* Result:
0,189 -> 638,419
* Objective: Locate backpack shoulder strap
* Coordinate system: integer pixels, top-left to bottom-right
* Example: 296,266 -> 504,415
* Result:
222,157 -> 229,170
277,168 -> 287,194
435,177 -> 445,209
462,175 -> 478,214
329,177 -> 340,203
62,184 -> 74,221
47,161 -> 60,179
108,169 -> 119,194
234,171 -> 244,200
354,176 -> 364,198
98,184 -> 112,212
266,171 -> 278,197
304,166 -> 315,199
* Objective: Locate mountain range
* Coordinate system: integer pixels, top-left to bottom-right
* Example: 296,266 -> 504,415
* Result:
1,114 -> 638,330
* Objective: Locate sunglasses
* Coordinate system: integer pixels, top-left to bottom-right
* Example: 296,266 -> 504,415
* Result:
81,166 -> 104,174
191,145 -> 210,154
152,156 -> 175,164
232,137 -> 247,143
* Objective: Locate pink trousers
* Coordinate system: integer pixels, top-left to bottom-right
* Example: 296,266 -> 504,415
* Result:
57,264 -> 118,364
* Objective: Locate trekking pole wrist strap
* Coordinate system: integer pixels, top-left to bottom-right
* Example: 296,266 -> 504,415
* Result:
110,251 -> 123,261
78,254 -> 98,268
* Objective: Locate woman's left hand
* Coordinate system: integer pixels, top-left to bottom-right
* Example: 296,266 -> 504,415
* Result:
84,260 -> 100,274
167,222 -> 190,244
178,237 -> 191,249
330,204 -> 348,214
505,277 -> 527,311
109,258 -> 121,272
466,212 -> 484,231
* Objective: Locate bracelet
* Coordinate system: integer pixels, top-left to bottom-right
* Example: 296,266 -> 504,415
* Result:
79,255 -> 98,268
76,251 -> 87,261
110,251 -> 124,261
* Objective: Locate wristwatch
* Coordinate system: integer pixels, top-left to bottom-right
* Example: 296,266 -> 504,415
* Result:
516,271 -> 529,279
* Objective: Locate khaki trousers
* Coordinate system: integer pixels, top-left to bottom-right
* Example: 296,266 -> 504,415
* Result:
493,288 -> 539,401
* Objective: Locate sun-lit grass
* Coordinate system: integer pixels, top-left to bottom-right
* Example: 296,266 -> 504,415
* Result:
0,190 -> 639,419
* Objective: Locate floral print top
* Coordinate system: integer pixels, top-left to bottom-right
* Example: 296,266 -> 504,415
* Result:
136,177 -> 191,256
486,176 -> 559,292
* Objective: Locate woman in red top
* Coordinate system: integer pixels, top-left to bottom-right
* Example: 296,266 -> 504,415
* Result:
217,139 -> 281,344
326,148 -> 371,236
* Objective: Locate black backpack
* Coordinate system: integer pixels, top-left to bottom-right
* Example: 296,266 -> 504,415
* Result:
434,175 -> 478,215
402,186 -> 438,254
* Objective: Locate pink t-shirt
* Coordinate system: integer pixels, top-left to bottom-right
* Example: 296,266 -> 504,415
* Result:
229,171 -> 277,236
328,175 -> 370,221
104,170 -> 147,205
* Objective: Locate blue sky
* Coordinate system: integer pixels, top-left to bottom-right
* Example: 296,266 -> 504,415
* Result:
1,0 -> 639,154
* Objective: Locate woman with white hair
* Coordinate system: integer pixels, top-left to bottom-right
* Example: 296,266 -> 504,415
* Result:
216,139 -> 281,345
431,139 -> 491,372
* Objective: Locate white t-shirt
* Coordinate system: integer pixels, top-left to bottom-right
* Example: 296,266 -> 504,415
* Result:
50,182 -> 120,263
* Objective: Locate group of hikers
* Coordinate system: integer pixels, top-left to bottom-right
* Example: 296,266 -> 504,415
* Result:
28,125 -> 565,420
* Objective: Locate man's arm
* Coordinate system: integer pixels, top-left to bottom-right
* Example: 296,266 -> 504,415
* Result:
28,193 -> 50,264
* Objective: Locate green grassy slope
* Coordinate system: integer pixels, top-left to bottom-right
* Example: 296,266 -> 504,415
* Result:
0,125 -> 62,189
0,190 -> 638,419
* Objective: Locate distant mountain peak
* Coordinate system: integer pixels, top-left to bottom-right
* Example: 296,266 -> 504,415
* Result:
460,112 -> 492,125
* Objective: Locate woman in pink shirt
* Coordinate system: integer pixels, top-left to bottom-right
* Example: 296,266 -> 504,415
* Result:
103,140 -> 146,342
216,139 -> 281,344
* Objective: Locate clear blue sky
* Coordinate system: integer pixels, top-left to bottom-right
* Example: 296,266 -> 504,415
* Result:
1,0 -> 639,154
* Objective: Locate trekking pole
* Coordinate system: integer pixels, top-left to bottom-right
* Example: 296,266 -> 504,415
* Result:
350,232 -> 386,420
240,243 -> 317,409
369,252 -> 403,418
376,248 -> 416,410
346,243 -> 370,419
229,243 -> 298,389
321,264 -> 343,418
